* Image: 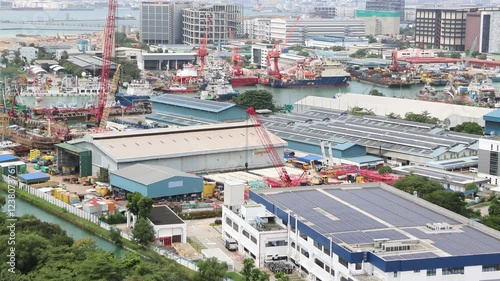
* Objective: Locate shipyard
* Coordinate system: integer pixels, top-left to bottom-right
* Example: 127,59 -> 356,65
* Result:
1,0 -> 500,281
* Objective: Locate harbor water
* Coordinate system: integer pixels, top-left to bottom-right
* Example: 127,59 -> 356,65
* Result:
0,189 -> 123,255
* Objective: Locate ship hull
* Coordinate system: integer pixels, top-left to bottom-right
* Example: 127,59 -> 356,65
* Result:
230,76 -> 259,87
268,76 -> 350,88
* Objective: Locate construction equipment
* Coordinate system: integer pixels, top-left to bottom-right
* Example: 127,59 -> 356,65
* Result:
228,28 -> 243,76
99,64 -> 121,130
462,36 -> 478,70
266,17 -> 300,80
196,15 -> 211,75
247,107 -> 307,187
95,0 -> 117,126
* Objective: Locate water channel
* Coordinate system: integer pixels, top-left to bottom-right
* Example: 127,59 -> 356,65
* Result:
0,189 -> 123,256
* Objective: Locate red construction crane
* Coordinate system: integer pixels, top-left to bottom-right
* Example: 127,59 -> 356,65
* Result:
266,17 -> 300,80
95,0 -> 117,126
45,108 -> 69,139
247,107 -> 307,187
197,15 -> 211,75
228,28 -> 243,76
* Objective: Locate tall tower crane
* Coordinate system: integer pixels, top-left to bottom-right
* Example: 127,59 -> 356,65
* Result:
95,0 -> 117,127
228,28 -> 243,76
197,15 -> 211,75
247,107 -> 307,187
266,16 -> 300,80
99,64 -> 121,130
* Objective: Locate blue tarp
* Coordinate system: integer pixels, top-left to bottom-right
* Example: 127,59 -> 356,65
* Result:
0,154 -> 19,163
18,172 -> 50,184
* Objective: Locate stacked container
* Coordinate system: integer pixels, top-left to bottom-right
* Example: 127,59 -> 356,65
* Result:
102,200 -> 116,214
69,194 -> 80,204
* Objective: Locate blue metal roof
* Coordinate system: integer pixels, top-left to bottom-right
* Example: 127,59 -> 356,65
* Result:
18,172 -> 50,182
332,142 -> 357,151
483,110 -> 500,123
0,154 -> 18,163
150,95 -> 235,113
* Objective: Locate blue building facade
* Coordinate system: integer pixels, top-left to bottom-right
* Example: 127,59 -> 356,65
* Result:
110,164 -> 203,199
484,110 -> 500,135
149,95 -> 248,122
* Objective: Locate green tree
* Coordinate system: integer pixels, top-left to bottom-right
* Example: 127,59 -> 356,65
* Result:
61,61 -> 86,76
241,258 -> 255,281
404,111 -> 440,125
275,272 -> 290,281
126,192 -> 143,216
465,183 -> 478,191
489,198 -> 500,217
386,112 -> 402,119
132,218 -> 155,247
0,194 -> 5,209
251,268 -> 269,281
297,51 -> 309,56
349,106 -> 374,116
233,90 -> 275,111
423,190 -> 467,215
393,175 -> 443,197
113,58 -> 141,83
195,257 -> 228,281
453,122 -> 483,135
436,52 -> 446,57
138,196 -> 154,218
109,227 -> 123,247
450,52 -> 461,59
481,215 -> 500,231
378,166 -> 392,174
366,34 -> 377,43
330,46 -> 346,51
369,89 -> 384,96
350,49 -> 368,58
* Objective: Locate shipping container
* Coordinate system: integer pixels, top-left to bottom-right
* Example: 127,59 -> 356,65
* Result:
203,181 -> 216,198
102,200 -> 115,213
0,161 -> 27,177
61,192 -> 70,204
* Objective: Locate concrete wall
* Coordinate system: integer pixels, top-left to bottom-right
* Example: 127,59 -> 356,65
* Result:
153,222 -> 187,243
465,12 -> 481,52
361,16 -> 400,36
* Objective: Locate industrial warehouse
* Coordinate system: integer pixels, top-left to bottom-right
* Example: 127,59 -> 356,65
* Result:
222,183 -> 500,281
261,107 -> 480,167
69,122 -> 286,174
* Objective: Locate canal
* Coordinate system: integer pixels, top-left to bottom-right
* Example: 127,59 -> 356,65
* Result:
0,189 -> 123,256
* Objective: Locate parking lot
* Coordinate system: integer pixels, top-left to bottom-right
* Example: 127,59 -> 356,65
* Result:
186,218 -> 246,272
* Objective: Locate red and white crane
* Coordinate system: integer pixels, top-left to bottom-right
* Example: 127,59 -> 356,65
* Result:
228,28 -> 243,76
95,0 -> 117,129
247,107 -> 307,187
197,15 -> 211,75
266,16 -> 300,80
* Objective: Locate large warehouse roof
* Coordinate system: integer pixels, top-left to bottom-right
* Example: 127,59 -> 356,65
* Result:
250,184 -> 500,260
262,108 -> 479,160
295,94 -> 493,127
111,164 -> 199,185
151,95 -> 236,113
75,122 -> 286,162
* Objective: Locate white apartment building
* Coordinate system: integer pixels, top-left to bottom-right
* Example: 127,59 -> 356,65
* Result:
478,137 -> 500,187
270,18 -> 365,46
19,47 -> 38,63
251,43 -> 275,68
243,18 -> 272,41
222,183 -> 500,281
182,3 -> 243,45
140,2 -> 191,45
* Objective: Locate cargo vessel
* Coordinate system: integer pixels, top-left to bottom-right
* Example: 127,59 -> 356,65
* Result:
230,76 -> 259,87
262,60 -> 350,88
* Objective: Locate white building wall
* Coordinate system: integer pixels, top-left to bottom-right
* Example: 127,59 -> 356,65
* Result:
487,12 -> 500,54
478,137 -> 500,186
19,47 -> 38,62
153,222 -> 187,243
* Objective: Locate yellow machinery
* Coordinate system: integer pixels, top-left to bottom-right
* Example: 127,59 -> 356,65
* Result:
203,181 -> 216,198
28,149 -> 41,162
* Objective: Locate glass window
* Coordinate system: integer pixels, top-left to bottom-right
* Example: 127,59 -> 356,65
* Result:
338,257 -> 348,268
314,258 -> 324,269
443,267 -> 464,275
483,264 -> 500,272
427,269 -> 436,276
355,263 -> 362,270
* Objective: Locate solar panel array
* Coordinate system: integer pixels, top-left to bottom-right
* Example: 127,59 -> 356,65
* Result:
262,108 -> 479,159
152,95 -> 232,112
401,167 -> 473,182
327,188 -> 456,227
404,226 -> 500,255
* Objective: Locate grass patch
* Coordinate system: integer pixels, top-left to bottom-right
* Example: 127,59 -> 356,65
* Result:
470,201 -> 491,208
0,182 -> 197,280
225,271 -> 245,281
187,236 -> 207,252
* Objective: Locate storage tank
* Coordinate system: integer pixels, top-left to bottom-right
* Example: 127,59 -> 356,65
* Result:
224,181 -> 245,207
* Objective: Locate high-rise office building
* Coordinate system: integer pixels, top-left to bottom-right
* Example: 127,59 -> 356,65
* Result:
140,2 -> 191,45
365,0 -> 405,21
182,4 -> 243,46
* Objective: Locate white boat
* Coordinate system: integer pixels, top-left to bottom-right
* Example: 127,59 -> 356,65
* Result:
199,79 -> 240,102
125,80 -> 154,96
